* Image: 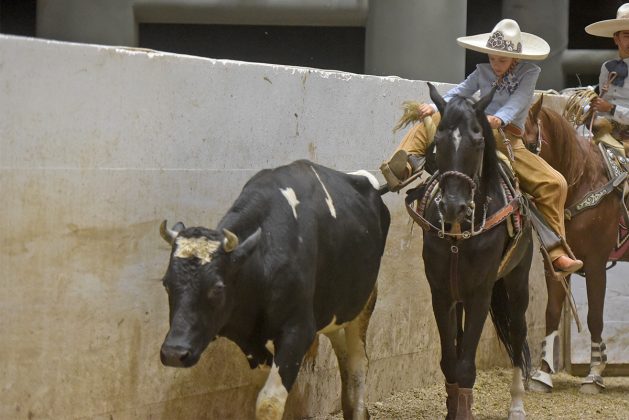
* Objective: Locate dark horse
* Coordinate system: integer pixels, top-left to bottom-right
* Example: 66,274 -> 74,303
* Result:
524,96 -> 629,394
407,84 -> 533,419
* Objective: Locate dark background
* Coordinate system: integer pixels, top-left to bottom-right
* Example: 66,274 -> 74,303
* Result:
0,0 -> 624,86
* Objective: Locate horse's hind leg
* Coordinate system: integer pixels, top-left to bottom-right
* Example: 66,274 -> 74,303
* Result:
581,262 -> 608,394
326,288 -> 376,420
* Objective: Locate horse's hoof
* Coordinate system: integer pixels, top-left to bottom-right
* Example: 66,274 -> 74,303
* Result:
508,409 -> 526,420
529,370 -> 553,393
528,379 -> 552,393
580,383 -> 602,394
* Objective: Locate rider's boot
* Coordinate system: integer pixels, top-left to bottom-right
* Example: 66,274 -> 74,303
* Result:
380,150 -> 426,192
380,149 -> 408,192
528,204 -> 583,274
552,255 -> 584,273
581,341 -> 607,394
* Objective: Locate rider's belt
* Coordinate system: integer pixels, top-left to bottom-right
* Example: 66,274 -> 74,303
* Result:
503,123 -> 523,138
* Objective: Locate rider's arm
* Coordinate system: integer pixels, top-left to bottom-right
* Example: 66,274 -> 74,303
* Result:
429,68 -> 480,112
493,65 -> 541,127
610,103 -> 629,124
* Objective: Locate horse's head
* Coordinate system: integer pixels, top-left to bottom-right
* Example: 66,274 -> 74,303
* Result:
428,82 -> 496,225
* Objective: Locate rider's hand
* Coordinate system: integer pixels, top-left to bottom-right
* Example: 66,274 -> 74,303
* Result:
591,97 -> 614,113
487,115 -> 503,129
418,103 -> 436,118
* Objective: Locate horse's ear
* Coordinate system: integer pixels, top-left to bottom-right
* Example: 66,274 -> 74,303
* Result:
474,86 -> 497,114
530,94 -> 543,120
428,82 -> 446,115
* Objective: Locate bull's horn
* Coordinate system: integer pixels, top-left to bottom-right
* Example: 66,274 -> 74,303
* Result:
222,229 -> 239,253
160,220 -> 181,244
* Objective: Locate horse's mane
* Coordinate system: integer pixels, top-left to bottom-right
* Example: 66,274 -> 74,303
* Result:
537,107 -> 599,189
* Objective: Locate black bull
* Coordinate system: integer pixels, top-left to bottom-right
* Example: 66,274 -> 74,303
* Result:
159,160 -> 390,419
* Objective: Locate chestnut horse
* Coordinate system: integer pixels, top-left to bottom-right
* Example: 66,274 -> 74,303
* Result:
407,84 -> 533,419
524,96 -> 629,394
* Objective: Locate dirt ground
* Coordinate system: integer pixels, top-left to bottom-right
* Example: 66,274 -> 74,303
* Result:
326,368 -> 629,419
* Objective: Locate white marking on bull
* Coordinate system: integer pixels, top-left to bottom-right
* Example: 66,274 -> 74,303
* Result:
310,166 -> 337,218
349,169 -> 379,189
174,237 -> 220,264
317,316 -> 347,334
280,187 -> 300,219
265,340 -> 275,355
453,128 -> 462,152
256,362 -> 289,420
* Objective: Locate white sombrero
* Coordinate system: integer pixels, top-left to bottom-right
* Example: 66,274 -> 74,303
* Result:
456,19 -> 550,60
585,3 -> 629,38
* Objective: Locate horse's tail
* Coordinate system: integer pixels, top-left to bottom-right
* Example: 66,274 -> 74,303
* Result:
489,278 -> 531,378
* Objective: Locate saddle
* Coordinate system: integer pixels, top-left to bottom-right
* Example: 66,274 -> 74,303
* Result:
563,142 -> 629,264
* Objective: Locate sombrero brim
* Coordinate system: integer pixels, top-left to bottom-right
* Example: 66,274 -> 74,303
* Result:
585,19 -> 629,38
456,32 -> 550,60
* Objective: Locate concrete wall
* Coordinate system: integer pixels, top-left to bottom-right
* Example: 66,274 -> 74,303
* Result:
0,34 -> 548,419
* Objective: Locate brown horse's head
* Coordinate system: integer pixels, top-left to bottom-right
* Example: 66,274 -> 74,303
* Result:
523,95 -> 600,193
523,94 -> 545,155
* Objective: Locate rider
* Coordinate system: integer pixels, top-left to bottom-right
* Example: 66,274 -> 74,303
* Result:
587,3 -> 629,155
380,18 -> 584,274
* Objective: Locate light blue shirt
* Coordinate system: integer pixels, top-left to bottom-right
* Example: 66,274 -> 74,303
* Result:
432,62 -> 541,130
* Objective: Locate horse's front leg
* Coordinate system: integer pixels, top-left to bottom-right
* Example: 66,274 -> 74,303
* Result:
455,291 -> 492,420
430,290 -> 459,419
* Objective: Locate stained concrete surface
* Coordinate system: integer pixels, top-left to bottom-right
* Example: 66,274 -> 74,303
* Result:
0,34 -> 550,419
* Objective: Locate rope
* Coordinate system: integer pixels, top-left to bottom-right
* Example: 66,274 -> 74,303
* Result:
562,88 -> 598,127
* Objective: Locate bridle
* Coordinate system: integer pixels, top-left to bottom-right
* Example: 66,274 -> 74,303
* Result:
526,113 -> 546,155
435,170 -> 489,237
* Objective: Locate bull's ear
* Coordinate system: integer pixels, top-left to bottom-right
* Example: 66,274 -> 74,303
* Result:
428,82 -> 446,115
230,228 -> 261,264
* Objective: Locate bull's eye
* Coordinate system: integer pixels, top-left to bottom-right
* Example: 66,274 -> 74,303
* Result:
207,282 -> 225,299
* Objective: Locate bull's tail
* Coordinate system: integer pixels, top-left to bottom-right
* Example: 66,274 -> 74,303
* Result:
489,278 -> 531,379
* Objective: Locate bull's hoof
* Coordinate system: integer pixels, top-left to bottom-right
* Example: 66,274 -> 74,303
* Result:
580,382 -> 603,394
508,409 -> 526,420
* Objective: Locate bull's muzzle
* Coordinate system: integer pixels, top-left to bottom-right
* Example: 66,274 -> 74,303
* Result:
160,344 -> 192,367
